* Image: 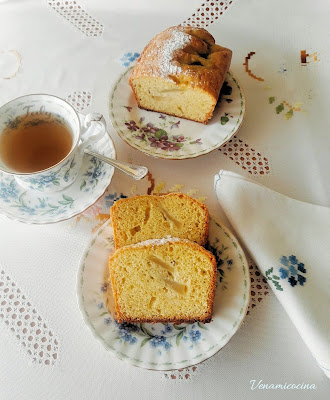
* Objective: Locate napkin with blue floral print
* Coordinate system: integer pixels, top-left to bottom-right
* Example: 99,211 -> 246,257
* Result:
214,170 -> 330,378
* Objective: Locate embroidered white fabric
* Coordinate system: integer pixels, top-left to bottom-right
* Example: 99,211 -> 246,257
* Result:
0,0 -> 329,398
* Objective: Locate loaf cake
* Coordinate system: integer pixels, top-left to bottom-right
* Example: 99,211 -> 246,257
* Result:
110,193 -> 209,249
129,26 -> 232,124
109,238 -> 217,324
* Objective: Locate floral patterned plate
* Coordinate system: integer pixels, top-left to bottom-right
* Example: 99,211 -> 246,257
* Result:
109,67 -> 245,159
0,114 -> 116,224
77,215 -> 250,370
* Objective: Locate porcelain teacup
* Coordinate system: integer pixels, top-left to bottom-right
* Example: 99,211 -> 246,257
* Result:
0,94 -> 106,192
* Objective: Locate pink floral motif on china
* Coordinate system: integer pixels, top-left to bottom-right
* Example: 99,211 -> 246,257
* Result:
109,66 -> 245,160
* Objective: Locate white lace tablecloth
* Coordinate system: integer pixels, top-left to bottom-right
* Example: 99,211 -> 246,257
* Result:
0,0 -> 329,399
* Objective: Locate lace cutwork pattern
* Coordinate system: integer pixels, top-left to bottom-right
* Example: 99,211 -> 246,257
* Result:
66,91 -> 92,112
47,1 -> 104,37
247,262 -> 270,315
182,0 -> 236,28
161,365 -> 201,381
219,136 -> 271,175
0,270 -> 60,365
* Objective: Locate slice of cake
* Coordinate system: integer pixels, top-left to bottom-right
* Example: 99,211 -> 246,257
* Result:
110,193 -> 209,249
129,25 -> 232,124
109,238 -> 217,324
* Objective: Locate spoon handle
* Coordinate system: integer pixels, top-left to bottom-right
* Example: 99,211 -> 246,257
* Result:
84,149 -> 148,180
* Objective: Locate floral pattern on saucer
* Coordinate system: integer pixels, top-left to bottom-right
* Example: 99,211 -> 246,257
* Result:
0,116 -> 116,224
17,156 -> 78,192
124,115 -> 202,153
78,216 -> 250,370
109,67 -> 246,159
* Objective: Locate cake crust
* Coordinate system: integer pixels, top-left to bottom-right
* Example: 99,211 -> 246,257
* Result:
129,26 -> 232,123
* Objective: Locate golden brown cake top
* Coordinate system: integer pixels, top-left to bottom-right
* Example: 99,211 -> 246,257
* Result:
130,25 -> 232,98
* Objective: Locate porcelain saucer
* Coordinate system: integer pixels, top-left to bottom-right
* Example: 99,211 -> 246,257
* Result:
0,115 -> 116,224
109,66 -> 246,160
77,216 -> 250,370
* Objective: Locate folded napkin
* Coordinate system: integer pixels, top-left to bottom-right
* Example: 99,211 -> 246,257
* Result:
214,170 -> 330,378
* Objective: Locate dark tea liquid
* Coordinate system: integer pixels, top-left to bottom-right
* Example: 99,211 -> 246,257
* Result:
0,112 -> 73,173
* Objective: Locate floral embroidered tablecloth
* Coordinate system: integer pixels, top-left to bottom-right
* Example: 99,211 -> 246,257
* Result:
0,0 -> 329,399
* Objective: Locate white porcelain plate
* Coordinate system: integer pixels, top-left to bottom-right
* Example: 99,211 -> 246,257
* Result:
109,67 -> 246,160
78,216 -> 250,370
0,114 -> 116,224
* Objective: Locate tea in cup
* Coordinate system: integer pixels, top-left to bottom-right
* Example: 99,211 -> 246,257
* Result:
0,94 -> 106,192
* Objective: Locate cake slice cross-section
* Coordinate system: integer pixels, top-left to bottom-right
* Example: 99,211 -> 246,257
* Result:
109,238 -> 217,324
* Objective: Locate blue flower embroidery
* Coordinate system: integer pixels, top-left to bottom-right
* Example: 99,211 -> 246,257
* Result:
289,265 -> 297,276
289,255 -> 298,265
279,267 -> 288,279
288,276 -> 297,287
120,52 -> 140,67
298,263 -> 306,273
266,255 -> 307,291
297,275 -> 306,285
104,193 -> 128,209
279,255 -> 307,287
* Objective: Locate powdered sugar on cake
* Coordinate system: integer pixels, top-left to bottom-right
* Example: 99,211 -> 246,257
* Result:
130,237 -> 192,248
141,27 -> 191,78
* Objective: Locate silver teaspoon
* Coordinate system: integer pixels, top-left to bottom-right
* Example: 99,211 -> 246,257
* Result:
84,148 -> 148,180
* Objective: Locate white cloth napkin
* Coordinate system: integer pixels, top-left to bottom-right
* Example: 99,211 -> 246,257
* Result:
214,170 -> 330,378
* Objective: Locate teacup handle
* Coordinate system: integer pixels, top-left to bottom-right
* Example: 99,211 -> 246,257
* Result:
78,113 -> 106,152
